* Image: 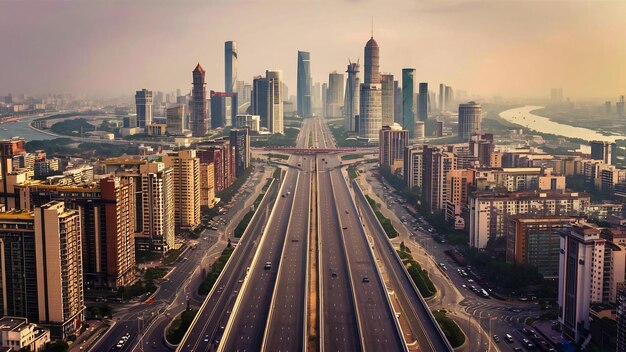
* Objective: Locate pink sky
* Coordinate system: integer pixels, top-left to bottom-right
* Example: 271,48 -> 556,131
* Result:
1,0 -> 625,100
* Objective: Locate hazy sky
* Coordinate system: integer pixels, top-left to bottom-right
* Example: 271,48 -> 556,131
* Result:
1,0 -> 625,100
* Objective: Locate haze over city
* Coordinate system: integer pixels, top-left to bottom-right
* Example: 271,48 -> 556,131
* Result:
1,0 -> 625,99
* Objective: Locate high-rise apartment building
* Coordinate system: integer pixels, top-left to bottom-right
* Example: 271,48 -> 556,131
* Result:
469,190 -> 590,249
210,91 -> 237,128
458,102 -> 482,140
444,169 -> 468,226
166,104 -> 186,135
506,216 -> 576,279
191,64 -> 208,136
225,41 -> 237,93
163,150 -> 201,231
381,73 -> 395,126
200,162 -> 216,208
418,82 -> 428,121
35,201 -> 84,338
590,140 -> 614,165
344,60 -> 360,131
558,223 -> 605,343
266,70 -> 284,134
229,129 -> 250,177
379,124 -> 408,172
198,140 -> 235,192
0,203 -> 85,339
358,36 -> 382,141
326,72 -> 344,118
135,89 -> 153,128
138,162 -> 175,252
402,69 -> 415,138
297,51 -> 312,117
404,145 -> 424,190
99,176 -> 136,288
422,146 -> 457,212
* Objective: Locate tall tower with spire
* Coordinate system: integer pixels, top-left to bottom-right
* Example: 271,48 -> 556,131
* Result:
358,36 -> 382,141
191,63 -> 208,136
344,59 -> 360,131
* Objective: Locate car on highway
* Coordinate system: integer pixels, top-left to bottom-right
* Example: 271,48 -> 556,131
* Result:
331,271 -> 337,277
492,334 -> 499,343
264,261 -> 272,270
362,276 -> 370,282
505,334 -> 514,343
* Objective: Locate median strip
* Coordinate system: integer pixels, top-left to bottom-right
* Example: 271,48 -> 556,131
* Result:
364,195 -> 398,238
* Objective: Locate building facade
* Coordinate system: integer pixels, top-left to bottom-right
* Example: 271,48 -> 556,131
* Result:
225,41 -> 237,93
191,64 -> 208,136
418,82 -> 428,121
379,124 -> 408,172
358,37 -> 382,141
135,89 -> 153,128
381,73 -> 395,126
297,51 -> 312,118
402,69 -> 415,138
458,101 -> 482,140
266,70 -> 284,134
344,60 -> 360,131
163,150 -> 201,231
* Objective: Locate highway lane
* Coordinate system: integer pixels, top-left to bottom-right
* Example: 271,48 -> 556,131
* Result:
261,157 -> 312,351
329,163 -> 407,352
218,168 -> 300,351
176,179 -> 279,352
317,158 -> 362,352
353,181 -> 454,352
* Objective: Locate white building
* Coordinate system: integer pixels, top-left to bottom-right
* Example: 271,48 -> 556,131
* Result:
469,190 -> 590,249
0,317 -> 50,351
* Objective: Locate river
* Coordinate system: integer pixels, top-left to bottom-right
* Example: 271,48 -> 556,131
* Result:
499,105 -> 626,143
0,114 -> 56,141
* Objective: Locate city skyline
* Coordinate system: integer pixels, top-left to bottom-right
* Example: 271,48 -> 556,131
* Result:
1,1 -> 625,99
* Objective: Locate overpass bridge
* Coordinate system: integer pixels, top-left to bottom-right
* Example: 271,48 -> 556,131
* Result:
259,147 -> 377,154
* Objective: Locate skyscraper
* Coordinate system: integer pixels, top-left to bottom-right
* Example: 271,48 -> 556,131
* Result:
381,73 -> 395,126
297,51 -> 312,117
135,89 -> 153,128
252,76 -> 269,129
225,41 -> 237,93
445,85 -> 453,110
358,36 -> 382,141
458,101 -> 482,140
210,91 -> 237,128
266,70 -> 284,134
344,60 -> 360,131
418,82 -> 428,121
402,69 -> 415,137
191,64 -> 208,136
393,80 -> 402,125
326,71 -> 344,117
439,83 -> 445,112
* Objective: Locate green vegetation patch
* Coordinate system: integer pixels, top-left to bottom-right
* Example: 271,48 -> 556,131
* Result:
198,245 -> 234,295
51,118 -> 96,136
234,194 -> 264,238
347,166 -> 358,180
397,241 -> 436,298
365,195 -> 398,238
433,310 -> 465,348
166,309 -> 199,345
251,127 -> 299,147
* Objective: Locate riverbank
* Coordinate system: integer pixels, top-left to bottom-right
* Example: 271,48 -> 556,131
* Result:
499,105 -> 626,143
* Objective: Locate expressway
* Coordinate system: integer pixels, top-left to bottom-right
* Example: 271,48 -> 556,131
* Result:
328,160 -> 407,351
217,120 -> 313,351
176,179 -> 279,352
353,181 -> 453,352
261,156 -> 312,350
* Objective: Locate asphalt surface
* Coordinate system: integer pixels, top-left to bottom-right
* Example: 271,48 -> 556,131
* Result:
317,159 -> 362,352
353,181 -> 453,352
329,162 -> 407,352
261,156 -> 312,351
176,179 -> 279,352
218,118 -> 313,351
